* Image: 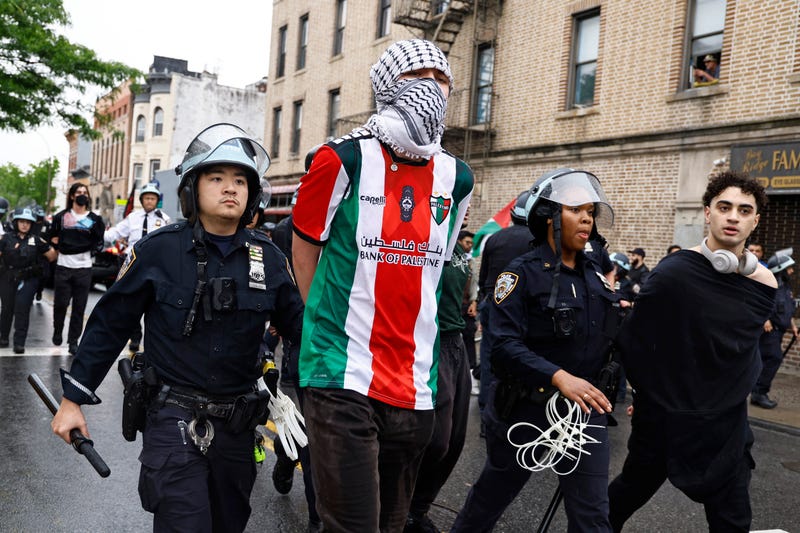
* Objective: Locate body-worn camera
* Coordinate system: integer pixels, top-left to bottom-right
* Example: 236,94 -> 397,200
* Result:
553,307 -> 577,338
209,277 -> 237,311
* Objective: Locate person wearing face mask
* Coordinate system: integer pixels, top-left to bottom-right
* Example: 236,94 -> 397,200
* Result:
292,39 -> 474,532
50,183 -> 105,354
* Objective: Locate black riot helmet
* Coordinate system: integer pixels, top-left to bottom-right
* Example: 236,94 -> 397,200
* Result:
305,143 -> 323,172
524,168 -> 614,309
524,168 -> 613,244
767,248 -> 794,282
510,190 -> 531,225
175,123 -> 271,225
0,196 -> 9,217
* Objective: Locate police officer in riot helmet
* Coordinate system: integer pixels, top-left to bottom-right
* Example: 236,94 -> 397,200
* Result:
453,168 -> 622,532
52,123 -> 305,533
0,207 -> 57,353
751,250 -> 798,409
475,189 -> 534,417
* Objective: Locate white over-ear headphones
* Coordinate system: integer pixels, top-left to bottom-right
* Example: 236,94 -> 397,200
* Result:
700,238 -> 758,275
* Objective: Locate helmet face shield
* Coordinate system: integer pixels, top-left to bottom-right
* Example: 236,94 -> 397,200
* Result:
526,171 -> 614,233
180,123 -> 270,181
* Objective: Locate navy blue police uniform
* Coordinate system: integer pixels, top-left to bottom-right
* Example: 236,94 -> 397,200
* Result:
61,221 -> 304,533
476,223 -> 532,412
754,276 -> 796,396
452,242 -> 617,532
0,231 -> 52,349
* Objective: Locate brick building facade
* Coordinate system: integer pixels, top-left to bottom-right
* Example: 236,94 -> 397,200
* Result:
264,0 -> 800,373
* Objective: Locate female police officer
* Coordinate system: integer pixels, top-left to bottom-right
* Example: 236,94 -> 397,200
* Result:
452,169 -> 619,532
51,124 -> 304,533
0,207 -> 57,353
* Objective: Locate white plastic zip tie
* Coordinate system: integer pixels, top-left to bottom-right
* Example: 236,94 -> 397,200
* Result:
257,380 -> 308,461
507,393 -> 603,476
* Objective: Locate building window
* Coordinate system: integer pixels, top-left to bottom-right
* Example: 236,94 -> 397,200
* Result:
149,159 -> 161,180
333,0 -> 346,56
277,25 -> 288,78
291,100 -> 303,155
434,0 -> 450,14
327,89 -> 341,140
297,15 -> 309,70
377,0 -> 391,38
686,0 -> 726,88
133,163 -> 144,190
272,107 -> 282,158
135,115 -> 146,142
569,10 -> 600,108
152,107 -> 164,137
473,44 -> 494,125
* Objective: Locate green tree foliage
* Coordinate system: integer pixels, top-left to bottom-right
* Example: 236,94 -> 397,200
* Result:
0,158 -> 59,212
0,0 -> 140,137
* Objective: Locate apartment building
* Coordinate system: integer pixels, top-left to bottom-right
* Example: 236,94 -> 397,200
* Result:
90,80 -> 134,224
266,0 -> 800,371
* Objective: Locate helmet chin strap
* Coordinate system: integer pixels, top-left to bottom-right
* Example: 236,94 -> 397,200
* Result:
547,210 -> 563,310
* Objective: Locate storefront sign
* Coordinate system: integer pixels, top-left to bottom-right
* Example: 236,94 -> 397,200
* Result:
730,142 -> 800,194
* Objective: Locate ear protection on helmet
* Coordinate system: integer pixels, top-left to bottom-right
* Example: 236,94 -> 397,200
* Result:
700,238 -> 758,275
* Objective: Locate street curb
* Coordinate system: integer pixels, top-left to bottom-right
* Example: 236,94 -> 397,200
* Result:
748,416 -> 800,437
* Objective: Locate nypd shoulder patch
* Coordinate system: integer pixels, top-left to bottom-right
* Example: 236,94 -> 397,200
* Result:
116,248 -> 136,281
494,272 -> 519,304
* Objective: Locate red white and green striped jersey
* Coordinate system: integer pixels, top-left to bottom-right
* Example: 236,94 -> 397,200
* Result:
293,131 -> 474,410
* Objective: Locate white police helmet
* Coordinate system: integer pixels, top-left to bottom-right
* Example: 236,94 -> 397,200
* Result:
139,182 -> 161,202
176,123 -> 271,224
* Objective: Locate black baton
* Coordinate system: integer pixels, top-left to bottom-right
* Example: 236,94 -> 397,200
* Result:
536,485 -> 564,533
28,373 -> 111,478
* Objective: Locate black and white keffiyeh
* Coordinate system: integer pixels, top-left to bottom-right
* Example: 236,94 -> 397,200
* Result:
364,39 -> 453,160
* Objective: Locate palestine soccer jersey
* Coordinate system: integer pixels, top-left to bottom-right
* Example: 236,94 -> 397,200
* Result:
293,130 -> 474,409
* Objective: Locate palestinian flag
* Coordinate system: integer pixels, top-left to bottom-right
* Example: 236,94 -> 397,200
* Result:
122,183 -> 136,218
472,196 -> 518,257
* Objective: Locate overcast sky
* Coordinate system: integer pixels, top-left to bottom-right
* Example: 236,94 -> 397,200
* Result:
0,0 -> 273,196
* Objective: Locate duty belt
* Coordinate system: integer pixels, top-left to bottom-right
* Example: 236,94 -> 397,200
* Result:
162,386 -> 237,420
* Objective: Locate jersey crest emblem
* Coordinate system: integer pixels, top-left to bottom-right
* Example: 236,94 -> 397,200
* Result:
400,185 -> 415,222
429,193 -> 451,225
494,271 -> 519,304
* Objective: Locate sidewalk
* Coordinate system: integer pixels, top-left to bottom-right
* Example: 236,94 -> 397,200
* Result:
748,371 -> 800,435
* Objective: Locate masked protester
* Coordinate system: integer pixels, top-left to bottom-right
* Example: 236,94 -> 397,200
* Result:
452,168 -> 620,532
292,39 -> 474,532
50,183 -> 105,354
51,123 -> 304,533
0,207 -> 57,353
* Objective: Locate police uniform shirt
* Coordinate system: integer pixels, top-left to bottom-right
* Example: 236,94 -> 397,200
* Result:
61,222 -> 304,404
490,242 -> 618,390
104,209 -> 170,252
0,231 -> 52,270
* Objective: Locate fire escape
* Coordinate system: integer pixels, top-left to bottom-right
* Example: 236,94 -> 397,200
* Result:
335,0 -> 502,186
394,0 -> 502,208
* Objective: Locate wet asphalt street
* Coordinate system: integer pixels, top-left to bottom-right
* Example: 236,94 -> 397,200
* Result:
1,288 -> 798,532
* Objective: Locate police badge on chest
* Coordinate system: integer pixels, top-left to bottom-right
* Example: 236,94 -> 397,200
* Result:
246,242 -> 266,290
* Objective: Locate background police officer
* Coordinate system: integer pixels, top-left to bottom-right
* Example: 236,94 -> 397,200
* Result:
104,182 -> 171,351
475,190 -> 533,421
51,123 -> 304,533
0,207 -> 57,353
751,250 -> 798,408
452,169 -> 619,532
